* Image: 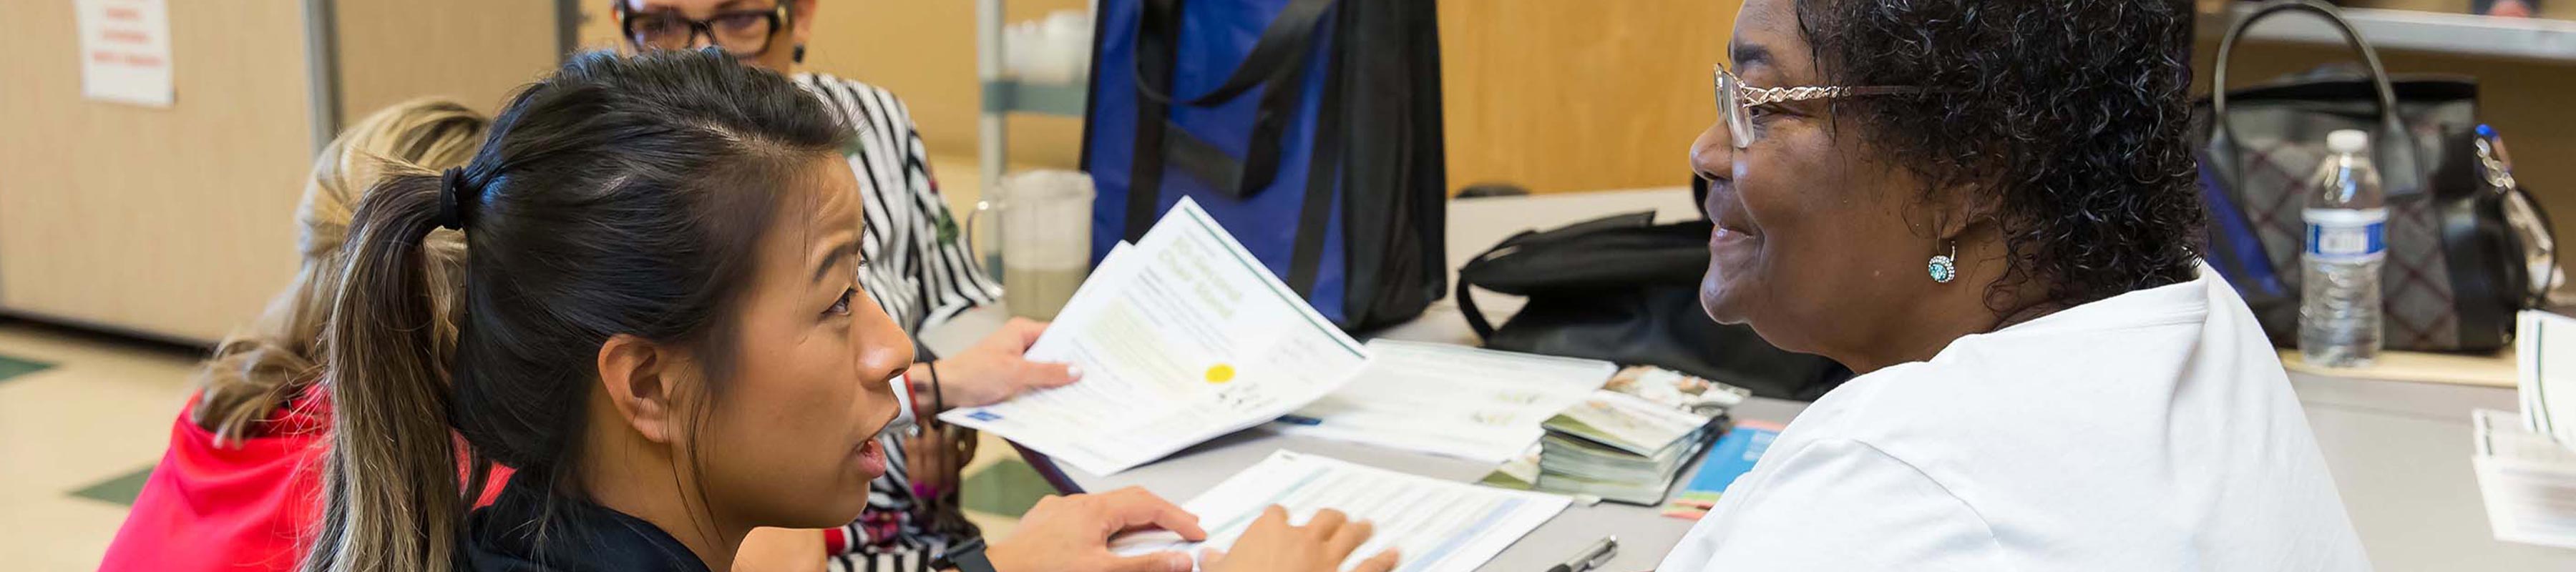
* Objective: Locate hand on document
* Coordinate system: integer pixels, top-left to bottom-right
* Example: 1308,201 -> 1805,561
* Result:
1202,507 -> 1401,572
932,317 -> 1082,408
987,487 -> 1209,572
1113,451 -> 1567,572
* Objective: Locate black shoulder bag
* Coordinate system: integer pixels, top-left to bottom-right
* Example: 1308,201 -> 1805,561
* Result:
1455,181 -> 1850,401
2197,0 -> 2557,352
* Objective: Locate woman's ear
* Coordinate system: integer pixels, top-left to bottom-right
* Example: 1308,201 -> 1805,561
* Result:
606,1 -> 630,46
789,0 -> 819,46
597,333 -> 683,444
1926,174 -> 2005,242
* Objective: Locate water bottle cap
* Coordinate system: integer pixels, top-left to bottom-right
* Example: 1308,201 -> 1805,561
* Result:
2327,130 -> 2370,154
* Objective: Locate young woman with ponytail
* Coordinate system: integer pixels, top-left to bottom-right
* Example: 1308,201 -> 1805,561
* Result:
301,49 -> 1395,572
100,98 -> 499,572
606,2 -> 1083,566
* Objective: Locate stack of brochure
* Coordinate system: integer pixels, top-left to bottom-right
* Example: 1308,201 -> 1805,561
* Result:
2474,310 -> 2576,548
2473,408 -> 2576,549
1522,367 -> 1745,505
1272,340 -> 1616,465
1663,420 -> 1784,519
2519,308 -> 2576,445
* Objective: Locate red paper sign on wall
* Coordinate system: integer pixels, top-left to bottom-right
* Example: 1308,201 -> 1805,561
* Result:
76,0 -> 173,108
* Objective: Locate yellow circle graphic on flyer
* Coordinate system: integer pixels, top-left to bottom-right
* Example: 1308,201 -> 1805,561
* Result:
1204,364 -> 1236,384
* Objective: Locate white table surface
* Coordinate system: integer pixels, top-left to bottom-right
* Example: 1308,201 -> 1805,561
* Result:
922,187 -> 2576,571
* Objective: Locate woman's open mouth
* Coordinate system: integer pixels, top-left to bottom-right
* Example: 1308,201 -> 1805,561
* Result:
852,370 -> 906,478
854,437 -> 889,478
853,404 -> 901,478
1707,197 -> 1759,246
1712,218 -> 1760,248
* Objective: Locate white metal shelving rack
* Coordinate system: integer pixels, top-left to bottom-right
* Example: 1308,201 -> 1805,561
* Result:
2202,4 -> 2576,62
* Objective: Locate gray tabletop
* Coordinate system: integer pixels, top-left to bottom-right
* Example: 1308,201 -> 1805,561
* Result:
924,188 -> 2576,571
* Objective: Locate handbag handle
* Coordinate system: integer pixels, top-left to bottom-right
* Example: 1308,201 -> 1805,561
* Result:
2210,0 -> 2421,194
1455,212 -> 1664,342
1126,0 -> 1336,201
1133,0 -> 1335,108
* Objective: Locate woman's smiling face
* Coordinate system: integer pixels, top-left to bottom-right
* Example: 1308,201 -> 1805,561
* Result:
1691,0 -> 1948,359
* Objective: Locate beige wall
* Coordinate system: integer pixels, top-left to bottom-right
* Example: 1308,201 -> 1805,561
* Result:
336,0 -> 564,119
0,0 -> 317,341
0,1 -> 563,342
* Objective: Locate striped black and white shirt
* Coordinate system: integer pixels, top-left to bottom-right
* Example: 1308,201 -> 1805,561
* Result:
797,72 -> 1002,572
801,73 -> 1003,330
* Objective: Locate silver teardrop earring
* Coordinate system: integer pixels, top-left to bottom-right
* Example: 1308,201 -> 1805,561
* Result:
1928,241 -> 1958,284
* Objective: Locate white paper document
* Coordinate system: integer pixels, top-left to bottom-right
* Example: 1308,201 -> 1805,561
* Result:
1113,450 -> 1571,572
2473,408 -> 2576,549
2519,310 -> 2576,445
1275,340 -> 1614,464
940,198 -> 1372,475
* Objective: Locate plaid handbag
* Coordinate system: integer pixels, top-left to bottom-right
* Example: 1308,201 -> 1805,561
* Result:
2197,0 -> 2557,352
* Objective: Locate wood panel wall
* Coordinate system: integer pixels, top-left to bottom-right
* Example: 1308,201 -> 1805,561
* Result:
1438,0 -> 1743,194
0,0 -> 318,341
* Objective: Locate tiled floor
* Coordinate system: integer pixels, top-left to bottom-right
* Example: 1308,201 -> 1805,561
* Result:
0,319 -> 1052,570
0,321 -> 202,571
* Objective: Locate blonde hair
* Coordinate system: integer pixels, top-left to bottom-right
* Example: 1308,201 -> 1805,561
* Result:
190,98 -> 487,443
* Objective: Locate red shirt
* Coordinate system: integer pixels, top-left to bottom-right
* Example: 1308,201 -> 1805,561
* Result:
99,388 -> 509,571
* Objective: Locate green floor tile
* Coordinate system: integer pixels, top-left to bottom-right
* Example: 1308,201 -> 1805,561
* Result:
960,458 -> 1055,518
0,354 -> 52,385
70,465 -> 155,506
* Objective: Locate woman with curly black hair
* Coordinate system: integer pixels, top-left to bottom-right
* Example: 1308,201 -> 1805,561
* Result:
1662,0 -> 2366,568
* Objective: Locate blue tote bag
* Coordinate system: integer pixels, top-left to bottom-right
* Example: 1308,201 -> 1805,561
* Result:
1080,0 -> 1448,330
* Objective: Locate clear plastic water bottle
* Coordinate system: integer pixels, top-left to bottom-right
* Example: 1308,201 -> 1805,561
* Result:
2301,129 -> 2386,368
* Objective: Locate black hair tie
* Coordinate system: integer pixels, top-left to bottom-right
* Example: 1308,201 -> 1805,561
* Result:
434,167 -> 475,230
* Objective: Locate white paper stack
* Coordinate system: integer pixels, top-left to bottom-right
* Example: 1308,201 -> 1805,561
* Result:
2472,409 -> 2576,549
1533,390 -> 1721,505
2484,310 -> 2576,548
1272,340 -> 1616,464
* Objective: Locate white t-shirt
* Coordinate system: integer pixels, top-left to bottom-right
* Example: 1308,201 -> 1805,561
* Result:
1659,266 -> 2368,571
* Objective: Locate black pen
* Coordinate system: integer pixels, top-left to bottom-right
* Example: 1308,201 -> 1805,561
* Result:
1546,536 -> 1619,572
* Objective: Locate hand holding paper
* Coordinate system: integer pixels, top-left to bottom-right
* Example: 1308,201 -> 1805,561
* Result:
930,317 -> 1081,408
940,198 -> 1372,475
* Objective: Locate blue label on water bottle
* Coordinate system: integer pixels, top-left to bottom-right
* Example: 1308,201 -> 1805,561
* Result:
2304,208 -> 2386,261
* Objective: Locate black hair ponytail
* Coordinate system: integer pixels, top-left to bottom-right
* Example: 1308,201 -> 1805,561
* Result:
302,49 -> 849,572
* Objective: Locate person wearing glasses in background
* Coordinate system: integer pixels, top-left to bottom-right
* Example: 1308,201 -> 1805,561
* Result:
1659,0 -> 2367,568
610,1 -> 1074,571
